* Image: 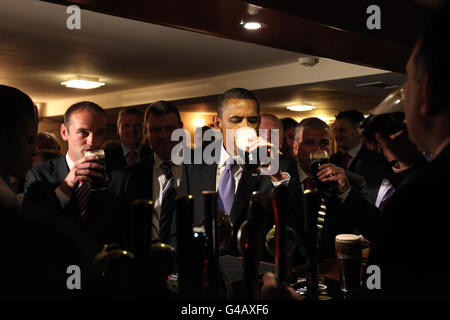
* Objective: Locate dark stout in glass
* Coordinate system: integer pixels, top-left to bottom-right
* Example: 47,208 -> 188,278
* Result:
85,149 -> 106,191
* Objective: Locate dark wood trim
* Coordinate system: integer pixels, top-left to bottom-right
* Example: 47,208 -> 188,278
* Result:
43,0 -> 432,72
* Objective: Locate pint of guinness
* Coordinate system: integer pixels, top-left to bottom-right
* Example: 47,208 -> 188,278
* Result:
310,150 -> 338,194
84,149 -> 106,191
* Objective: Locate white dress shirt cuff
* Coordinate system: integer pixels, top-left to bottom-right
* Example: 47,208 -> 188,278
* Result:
271,171 -> 291,187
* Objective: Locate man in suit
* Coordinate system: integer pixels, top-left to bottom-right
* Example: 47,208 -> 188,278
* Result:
259,113 -> 296,173
288,117 -> 372,261
126,100 -> 184,247
367,5 -> 450,298
281,117 -> 298,161
331,110 -> 387,203
179,88 -> 290,254
105,107 -> 151,171
24,101 -> 129,247
1,86 -> 102,299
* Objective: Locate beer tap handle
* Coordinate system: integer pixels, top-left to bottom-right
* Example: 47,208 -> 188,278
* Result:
272,184 -> 290,285
176,194 -> 194,296
238,191 -> 271,299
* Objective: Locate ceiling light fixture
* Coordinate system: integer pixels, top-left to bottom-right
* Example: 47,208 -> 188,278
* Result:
286,105 -> 317,112
241,21 -> 262,30
61,76 -> 105,89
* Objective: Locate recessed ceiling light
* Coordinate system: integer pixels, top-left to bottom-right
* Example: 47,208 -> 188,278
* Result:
242,21 -> 262,30
61,76 -> 105,89
286,105 -> 317,112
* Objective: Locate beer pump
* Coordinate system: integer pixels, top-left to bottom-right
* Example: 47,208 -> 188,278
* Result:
271,184 -> 292,286
175,194 -> 195,297
237,191 -> 271,299
203,191 -> 221,297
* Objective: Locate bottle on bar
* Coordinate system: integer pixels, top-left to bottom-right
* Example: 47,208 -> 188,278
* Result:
202,191 -> 220,297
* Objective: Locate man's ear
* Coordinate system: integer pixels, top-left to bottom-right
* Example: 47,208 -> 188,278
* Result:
292,139 -> 299,156
420,73 -> 434,117
213,115 -> 221,129
60,123 -> 69,141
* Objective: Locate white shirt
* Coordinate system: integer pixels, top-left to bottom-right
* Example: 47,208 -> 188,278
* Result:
151,154 -> 183,241
215,144 -> 290,193
375,164 -> 412,208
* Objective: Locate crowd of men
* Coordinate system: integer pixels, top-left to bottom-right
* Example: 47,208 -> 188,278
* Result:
1,5 -> 449,300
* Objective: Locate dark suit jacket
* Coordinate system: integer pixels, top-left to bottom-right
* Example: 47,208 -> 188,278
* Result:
331,145 -> 387,204
24,156 -> 130,247
366,144 -> 450,299
179,157 -> 276,254
287,163 -> 375,265
105,144 -> 152,172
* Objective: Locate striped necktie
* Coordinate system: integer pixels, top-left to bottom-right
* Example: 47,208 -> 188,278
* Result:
159,161 -> 176,242
74,180 -> 91,221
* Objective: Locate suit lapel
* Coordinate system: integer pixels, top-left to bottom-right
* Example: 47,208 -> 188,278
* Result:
230,170 -> 257,225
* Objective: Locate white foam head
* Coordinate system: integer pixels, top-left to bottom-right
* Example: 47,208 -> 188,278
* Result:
84,149 -> 105,159
235,126 -> 257,151
310,149 -> 329,160
335,234 -> 361,243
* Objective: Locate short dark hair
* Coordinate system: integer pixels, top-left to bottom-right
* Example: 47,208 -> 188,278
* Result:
217,88 -> 260,118
295,117 -> 332,142
64,101 -> 105,129
335,110 -> 365,128
413,5 -> 450,112
281,117 -> 298,130
117,107 -> 143,127
144,100 -> 181,124
0,85 -> 36,131
35,131 -> 60,151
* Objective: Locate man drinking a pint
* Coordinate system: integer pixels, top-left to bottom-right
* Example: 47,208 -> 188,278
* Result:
24,101 -> 129,246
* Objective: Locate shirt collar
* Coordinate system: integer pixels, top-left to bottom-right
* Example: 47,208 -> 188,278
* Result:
297,162 -> 311,184
346,143 -> 362,158
219,143 -> 235,168
66,152 -> 75,170
154,152 -> 181,169
121,143 -> 141,158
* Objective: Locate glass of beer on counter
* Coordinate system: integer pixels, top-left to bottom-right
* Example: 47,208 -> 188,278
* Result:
335,234 -> 362,293
84,149 -> 106,191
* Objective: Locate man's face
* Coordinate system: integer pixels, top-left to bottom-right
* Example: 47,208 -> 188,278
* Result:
282,126 -> 296,157
296,127 -> 331,173
118,113 -> 143,149
146,112 -> 182,161
216,98 -> 259,155
404,40 -> 426,152
259,116 -> 282,148
61,110 -> 107,162
2,114 -> 38,177
333,118 -> 361,151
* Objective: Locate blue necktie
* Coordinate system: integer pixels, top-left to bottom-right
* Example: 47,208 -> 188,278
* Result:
218,157 -> 235,215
